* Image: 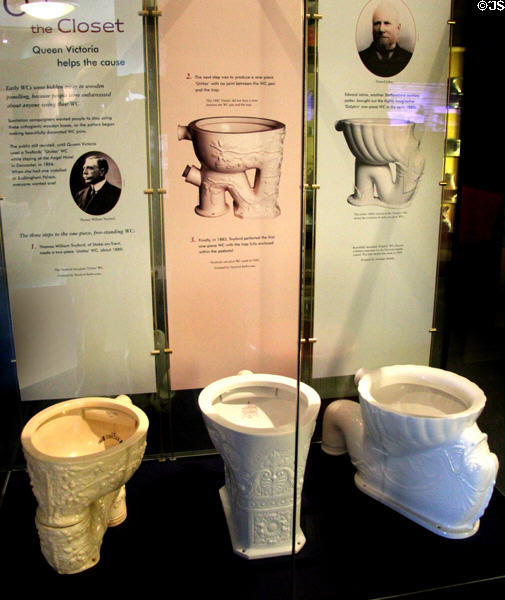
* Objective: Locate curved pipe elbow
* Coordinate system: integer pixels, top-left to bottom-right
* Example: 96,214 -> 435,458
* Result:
321,399 -> 363,460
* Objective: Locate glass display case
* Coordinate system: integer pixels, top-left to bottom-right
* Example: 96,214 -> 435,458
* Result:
1,0 -> 505,596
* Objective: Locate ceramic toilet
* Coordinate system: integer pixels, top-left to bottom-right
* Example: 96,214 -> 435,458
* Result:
198,371 -> 320,558
178,116 -> 285,218
21,395 -> 149,574
322,365 -> 498,538
336,118 -> 425,208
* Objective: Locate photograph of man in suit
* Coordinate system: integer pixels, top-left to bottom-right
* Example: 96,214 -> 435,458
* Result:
74,154 -> 121,215
358,1 -> 413,78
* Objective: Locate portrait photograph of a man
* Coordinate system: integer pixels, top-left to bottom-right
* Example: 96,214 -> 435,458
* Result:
71,152 -> 122,216
356,0 -> 415,78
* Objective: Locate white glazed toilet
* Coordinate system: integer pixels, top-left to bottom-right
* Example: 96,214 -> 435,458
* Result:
198,371 -> 320,559
21,395 -> 149,574
322,365 -> 498,538
178,116 -> 285,218
336,118 -> 425,208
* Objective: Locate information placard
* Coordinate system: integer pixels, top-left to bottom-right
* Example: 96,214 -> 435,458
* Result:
0,1 -> 156,399
313,0 -> 451,379
158,0 -> 304,390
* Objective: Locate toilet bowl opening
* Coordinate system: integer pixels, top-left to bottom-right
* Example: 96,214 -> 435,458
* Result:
197,122 -> 271,134
209,384 -> 311,431
369,381 -> 472,418
30,406 -> 139,458
191,117 -> 283,135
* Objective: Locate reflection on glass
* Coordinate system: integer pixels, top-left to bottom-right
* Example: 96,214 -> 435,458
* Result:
21,1 -> 77,20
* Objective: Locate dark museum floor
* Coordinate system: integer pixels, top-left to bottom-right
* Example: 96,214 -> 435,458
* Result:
2,439 -> 505,599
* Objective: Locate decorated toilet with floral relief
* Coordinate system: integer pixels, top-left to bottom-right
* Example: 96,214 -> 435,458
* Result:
336,118 -> 425,208
198,371 -> 320,558
21,395 -> 148,574
178,116 -> 285,218
322,365 -> 498,538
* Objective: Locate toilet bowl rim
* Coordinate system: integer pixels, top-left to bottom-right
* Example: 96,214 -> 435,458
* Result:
187,115 -> 285,135
356,364 -> 486,420
336,117 -> 415,129
198,373 -> 320,435
21,396 -> 149,463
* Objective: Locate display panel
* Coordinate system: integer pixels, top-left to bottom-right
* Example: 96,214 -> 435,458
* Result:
158,0 -> 305,390
313,0 -> 451,379
0,1 -> 156,399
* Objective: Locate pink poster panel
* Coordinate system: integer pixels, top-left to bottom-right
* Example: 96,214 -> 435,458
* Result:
158,0 -> 305,390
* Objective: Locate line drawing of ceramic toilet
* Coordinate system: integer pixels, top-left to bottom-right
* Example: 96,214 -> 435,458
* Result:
198,371 -> 320,558
21,395 -> 149,574
322,365 -> 498,538
178,116 -> 285,218
336,118 -> 425,208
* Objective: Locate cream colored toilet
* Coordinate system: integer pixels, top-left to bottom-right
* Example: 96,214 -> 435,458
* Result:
21,395 -> 148,574
198,371 -> 320,559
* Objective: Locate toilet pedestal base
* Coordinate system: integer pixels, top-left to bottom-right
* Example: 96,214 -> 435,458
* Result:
219,486 -> 306,559
35,487 -> 123,574
355,473 -> 480,539
347,192 -> 412,209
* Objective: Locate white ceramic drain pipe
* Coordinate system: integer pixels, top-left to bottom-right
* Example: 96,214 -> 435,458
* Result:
321,399 -> 363,458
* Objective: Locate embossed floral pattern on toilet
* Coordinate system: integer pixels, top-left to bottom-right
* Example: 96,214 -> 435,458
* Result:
199,373 -> 320,559
21,397 -> 149,574
336,118 -> 424,208
208,422 -> 309,548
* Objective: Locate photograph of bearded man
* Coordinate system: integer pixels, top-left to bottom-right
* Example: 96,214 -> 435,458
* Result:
357,0 -> 414,77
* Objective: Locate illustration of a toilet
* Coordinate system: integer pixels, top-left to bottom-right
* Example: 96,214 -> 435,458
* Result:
336,118 -> 424,208
178,116 -> 285,218
322,365 -> 498,538
198,371 -> 320,558
21,395 -> 148,574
